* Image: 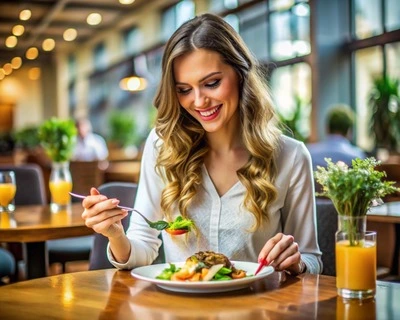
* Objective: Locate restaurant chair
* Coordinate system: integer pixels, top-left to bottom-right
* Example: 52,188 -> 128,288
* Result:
69,160 -> 106,200
0,163 -> 47,281
376,163 -> 400,202
0,247 -> 15,285
0,163 -> 92,277
89,182 -> 165,270
315,198 -> 338,276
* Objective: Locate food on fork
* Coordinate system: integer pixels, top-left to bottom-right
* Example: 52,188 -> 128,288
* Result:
156,251 -> 247,281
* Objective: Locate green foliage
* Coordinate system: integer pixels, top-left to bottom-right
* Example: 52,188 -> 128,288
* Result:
368,76 -> 400,151
38,118 -> 77,162
14,126 -> 41,149
315,157 -> 399,217
276,96 -> 309,142
108,111 -> 137,147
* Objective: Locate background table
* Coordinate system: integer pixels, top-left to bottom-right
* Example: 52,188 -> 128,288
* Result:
368,201 -> 400,275
0,203 -> 93,279
0,269 -> 399,319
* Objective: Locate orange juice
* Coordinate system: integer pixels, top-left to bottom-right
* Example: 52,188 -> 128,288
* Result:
336,296 -> 376,320
336,240 -> 376,290
0,183 -> 17,207
49,180 -> 72,205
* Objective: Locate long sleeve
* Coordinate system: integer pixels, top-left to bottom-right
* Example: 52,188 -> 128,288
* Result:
278,138 -> 323,274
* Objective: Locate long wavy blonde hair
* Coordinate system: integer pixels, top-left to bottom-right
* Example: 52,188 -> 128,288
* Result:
153,13 -> 281,230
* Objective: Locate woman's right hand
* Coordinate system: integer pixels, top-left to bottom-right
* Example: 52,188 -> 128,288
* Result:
81,187 -> 129,239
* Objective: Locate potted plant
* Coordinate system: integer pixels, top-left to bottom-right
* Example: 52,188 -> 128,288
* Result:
368,75 -> 400,153
276,96 -> 310,142
38,118 -> 77,211
315,157 -> 399,299
107,111 -> 139,160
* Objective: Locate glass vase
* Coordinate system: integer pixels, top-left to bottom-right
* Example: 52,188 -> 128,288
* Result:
49,161 -> 73,212
335,215 -> 377,300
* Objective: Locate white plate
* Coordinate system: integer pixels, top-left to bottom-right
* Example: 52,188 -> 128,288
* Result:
131,261 -> 274,293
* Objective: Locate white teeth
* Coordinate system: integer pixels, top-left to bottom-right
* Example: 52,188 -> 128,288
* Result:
199,106 -> 220,117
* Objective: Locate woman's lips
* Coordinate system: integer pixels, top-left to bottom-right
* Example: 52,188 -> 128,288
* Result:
197,104 -> 222,121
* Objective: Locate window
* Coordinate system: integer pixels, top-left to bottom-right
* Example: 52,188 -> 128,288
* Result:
354,47 -> 383,151
270,1 -> 310,61
271,63 -> 312,141
225,2 -> 269,61
123,26 -> 142,56
67,54 -> 76,81
93,43 -> 107,71
68,54 -> 76,114
354,0 -> 382,39
351,0 -> 400,152
386,0 -> 400,31
161,0 -> 195,42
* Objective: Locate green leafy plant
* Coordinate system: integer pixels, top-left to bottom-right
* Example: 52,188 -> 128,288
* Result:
276,96 -> 310,142
14,126 -> 41,150
315,158 -> 399,246
315,157 -> 399,218
108,111 -> 137,148
368,76 -> 400,152
38,118 -> 77,162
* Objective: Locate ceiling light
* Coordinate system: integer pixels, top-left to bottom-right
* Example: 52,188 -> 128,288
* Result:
5,36 -> 18,48
3,63 -> 13,75
119,76 -> 147,91
42,38 -> 56,51
63,28 -> 77,41
119,0 -> 135,4
26,47 -> 39,60
11,57 -> 22,69
87,13 -> 102,26
12,25 -> 25,36
19,9 -> 32,21
28,67 -> 41,80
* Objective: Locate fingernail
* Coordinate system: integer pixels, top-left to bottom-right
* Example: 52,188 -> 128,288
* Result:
111,199 -> 120,205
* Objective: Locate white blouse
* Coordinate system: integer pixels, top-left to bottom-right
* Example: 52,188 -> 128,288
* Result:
109,129 -> 323,274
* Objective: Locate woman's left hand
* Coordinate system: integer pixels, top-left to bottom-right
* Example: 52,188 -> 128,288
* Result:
258,233 -> 305,274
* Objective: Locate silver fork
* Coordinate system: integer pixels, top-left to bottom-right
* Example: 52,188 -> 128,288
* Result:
69,192 -> 168,230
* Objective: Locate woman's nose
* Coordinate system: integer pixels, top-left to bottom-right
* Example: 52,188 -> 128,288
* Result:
193,90 -> 208,107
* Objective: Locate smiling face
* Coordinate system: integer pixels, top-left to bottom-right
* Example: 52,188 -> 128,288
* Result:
173,49 -> 240,134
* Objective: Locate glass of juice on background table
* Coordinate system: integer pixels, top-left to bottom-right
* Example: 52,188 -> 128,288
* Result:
0,170 -> 16,213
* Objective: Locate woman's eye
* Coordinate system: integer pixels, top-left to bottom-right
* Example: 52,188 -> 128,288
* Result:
205,79 -> 221,88
176,87 -> 191,95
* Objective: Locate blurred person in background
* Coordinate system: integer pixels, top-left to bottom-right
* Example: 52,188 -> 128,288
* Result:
72,117 -> 109,162
306,104 -> 366,171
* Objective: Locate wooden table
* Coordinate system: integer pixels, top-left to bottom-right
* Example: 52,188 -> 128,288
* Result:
0,269 -> 398,319
368,202 -> 400,276
0,203 -> 94,279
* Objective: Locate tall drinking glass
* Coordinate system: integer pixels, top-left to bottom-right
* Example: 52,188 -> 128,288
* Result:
0,171 -> 17,212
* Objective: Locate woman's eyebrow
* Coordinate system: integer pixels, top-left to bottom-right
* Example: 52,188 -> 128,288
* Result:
175,71 -> 222,85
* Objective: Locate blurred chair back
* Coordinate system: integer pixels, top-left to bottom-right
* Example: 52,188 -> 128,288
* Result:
89,182 -> 165,270
0,163 -> 47,205
89,182 -> 137,270
315,198 -> 338,276
376,163 -> 400,202
0,247 -> 15,285
0,163 -> 47,281
70,160 -> 105,198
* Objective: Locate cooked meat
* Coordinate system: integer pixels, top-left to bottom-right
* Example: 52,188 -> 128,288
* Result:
187,251 -> 232,268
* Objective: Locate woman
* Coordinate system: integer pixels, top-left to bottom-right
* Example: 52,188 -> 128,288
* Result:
82,13 -> 322,275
